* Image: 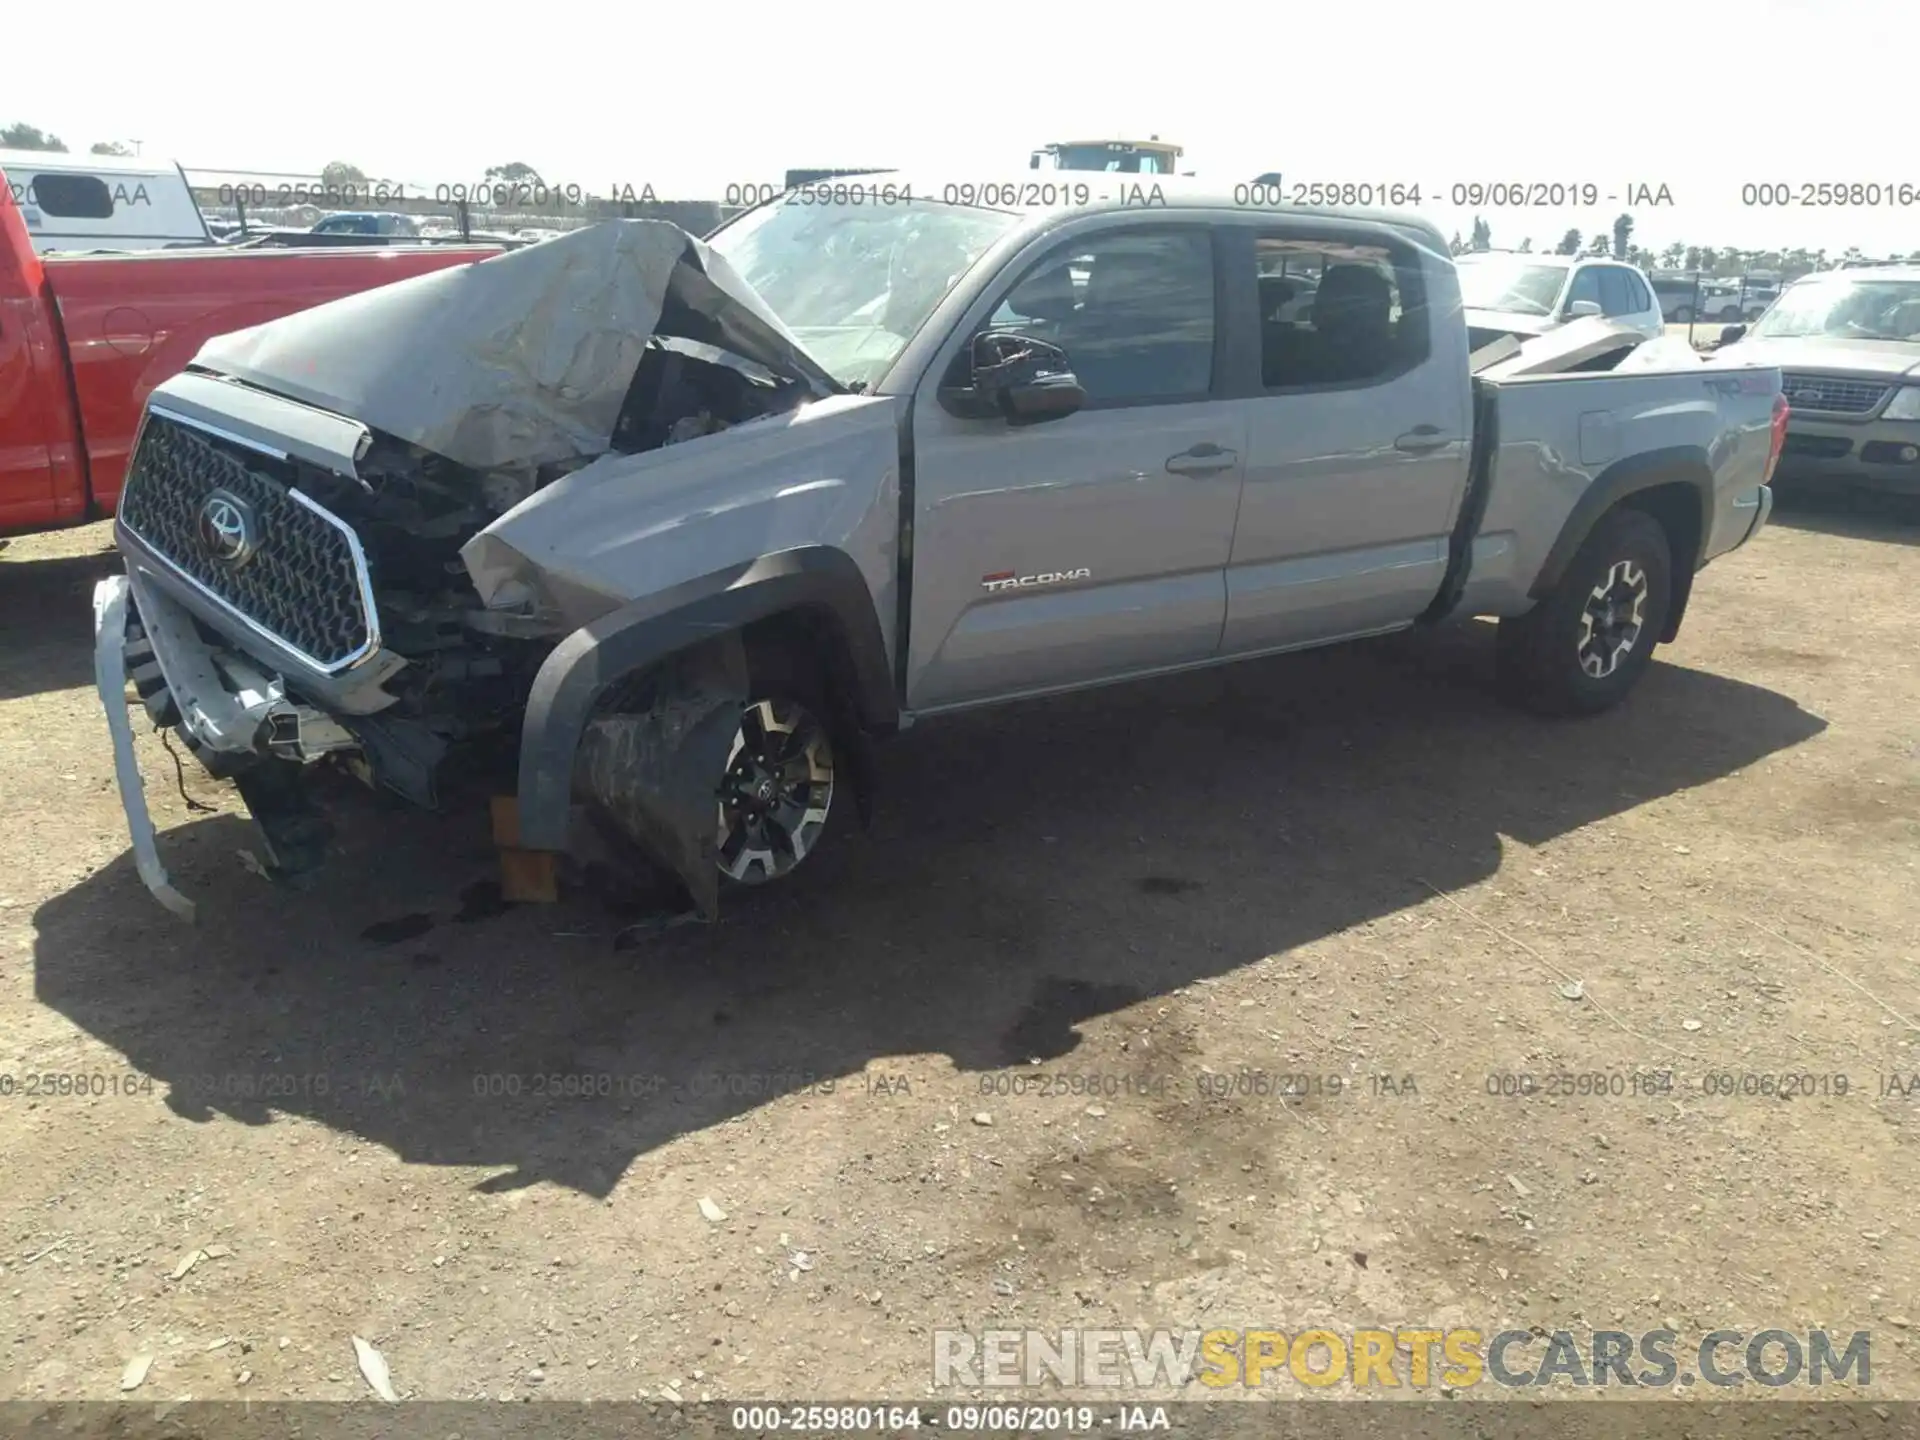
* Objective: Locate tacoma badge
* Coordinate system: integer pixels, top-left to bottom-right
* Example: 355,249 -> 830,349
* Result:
981,567 -> 1092,593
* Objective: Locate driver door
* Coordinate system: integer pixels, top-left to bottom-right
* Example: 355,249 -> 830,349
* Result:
903,222 -> 1245,712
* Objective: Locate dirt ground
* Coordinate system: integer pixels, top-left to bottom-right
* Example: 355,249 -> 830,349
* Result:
1,492 -> 1916,1412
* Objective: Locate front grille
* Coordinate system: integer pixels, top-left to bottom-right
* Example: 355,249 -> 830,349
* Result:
1780,374 -> 1891,415
118,412 -> 374,671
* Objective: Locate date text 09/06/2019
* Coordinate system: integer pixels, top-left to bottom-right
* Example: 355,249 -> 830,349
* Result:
1234,181 -> 1674,209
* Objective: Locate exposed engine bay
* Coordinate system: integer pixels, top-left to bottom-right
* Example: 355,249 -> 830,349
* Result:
234,337 -> 810,812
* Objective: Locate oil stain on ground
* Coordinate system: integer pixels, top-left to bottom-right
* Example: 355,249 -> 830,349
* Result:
360,913 -> 435,945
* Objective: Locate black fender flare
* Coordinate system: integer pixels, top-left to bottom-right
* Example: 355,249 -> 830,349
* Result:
1528,446 -> 1713,640
515,545 -> 897,853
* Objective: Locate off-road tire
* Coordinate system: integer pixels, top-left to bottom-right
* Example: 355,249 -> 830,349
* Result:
1497,507 -> 1673,717
715,639 -> 855,890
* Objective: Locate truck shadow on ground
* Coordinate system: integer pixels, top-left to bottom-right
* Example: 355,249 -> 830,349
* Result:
32,621 -> 1825,1197
0,546 -> 122,701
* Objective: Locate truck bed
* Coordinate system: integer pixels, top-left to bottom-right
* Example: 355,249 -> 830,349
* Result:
1453,358 -> 1782,622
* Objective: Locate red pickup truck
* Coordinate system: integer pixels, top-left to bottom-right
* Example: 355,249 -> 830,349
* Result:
0,169 -> 500,536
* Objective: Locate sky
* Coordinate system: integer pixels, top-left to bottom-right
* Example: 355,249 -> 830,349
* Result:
10,0 -> 1915,260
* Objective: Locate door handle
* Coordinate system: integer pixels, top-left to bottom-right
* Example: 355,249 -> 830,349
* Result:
1166,443 -> 1239,476
1394,425 -> 1450,454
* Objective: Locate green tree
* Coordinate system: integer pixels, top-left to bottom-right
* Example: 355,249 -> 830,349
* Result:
484,161 -> 544,184
1469,215 -> 1491,252
1585,233 -> 1610,256
1448,230 -> 1465,256
90,141 -> 132,156
1,122 -> 66,151
1698,247 -> 1719,274
320,161 -> 368,187
1517,237 -> 1533,253
1611,213 -> 1634,260
1556,229 -> 1581,255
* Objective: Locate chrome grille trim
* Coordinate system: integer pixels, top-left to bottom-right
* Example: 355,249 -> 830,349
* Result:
116,406 -> 383,676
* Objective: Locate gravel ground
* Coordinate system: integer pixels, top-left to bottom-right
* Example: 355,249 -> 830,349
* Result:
0,494 -> 1916,1413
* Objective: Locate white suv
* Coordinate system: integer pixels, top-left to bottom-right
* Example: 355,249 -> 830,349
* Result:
1455,254 -> 1667,343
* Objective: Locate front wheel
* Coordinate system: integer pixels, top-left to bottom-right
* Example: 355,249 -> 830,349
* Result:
716,697 -> 837,885
1497,508 -> 1673,717
1673,305 -> 1694,323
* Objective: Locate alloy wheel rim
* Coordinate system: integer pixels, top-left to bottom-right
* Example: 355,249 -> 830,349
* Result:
1576,559 -> 1649,679
716,699 -> 834,883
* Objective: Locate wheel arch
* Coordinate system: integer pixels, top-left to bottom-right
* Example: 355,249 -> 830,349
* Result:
1530,447 -> 1711,643
514,545 -> 896,853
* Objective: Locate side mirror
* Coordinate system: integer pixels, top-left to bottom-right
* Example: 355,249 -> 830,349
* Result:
1719,323 -> 1747,345
938,333 -> 1087,426
1565,300 -> 1603,319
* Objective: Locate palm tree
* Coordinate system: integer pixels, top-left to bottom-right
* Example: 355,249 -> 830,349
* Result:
1611,213 -> 1634,260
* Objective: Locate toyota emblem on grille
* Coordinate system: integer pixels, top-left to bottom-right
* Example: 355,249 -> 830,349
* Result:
196,490 -> 259,567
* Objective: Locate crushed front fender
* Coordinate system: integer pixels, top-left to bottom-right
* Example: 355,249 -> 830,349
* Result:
572,640 -> 748,922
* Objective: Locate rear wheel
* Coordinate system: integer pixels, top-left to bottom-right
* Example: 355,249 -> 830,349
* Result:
1497,507 -> 1673,716
1673,305 -> 1694,323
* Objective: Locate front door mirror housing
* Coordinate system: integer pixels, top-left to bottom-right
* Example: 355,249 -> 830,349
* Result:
1565,299 -> 1604,320
937,333 -> 1087,426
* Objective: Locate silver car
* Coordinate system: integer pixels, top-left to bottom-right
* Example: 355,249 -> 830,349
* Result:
1719,266 -> 1920,494
1455,253 -> 1667,348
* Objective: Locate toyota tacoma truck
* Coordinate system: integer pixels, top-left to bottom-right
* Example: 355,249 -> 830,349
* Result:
0,166 -> 500,535
90,180 -> 1787,922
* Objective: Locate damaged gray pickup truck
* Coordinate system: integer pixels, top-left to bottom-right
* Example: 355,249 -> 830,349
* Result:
93,180 -> 1789,922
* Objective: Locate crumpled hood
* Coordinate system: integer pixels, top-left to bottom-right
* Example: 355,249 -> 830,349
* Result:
192,220 -> 843,472
1717,335 -> 1920,379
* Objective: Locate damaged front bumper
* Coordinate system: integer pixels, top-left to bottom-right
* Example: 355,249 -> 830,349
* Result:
95,564 -> 770,925
93,575 -> 195,920
93,568 -> 361,920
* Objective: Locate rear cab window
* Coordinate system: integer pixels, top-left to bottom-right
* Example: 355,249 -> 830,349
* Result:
1250,230 -> 1430,389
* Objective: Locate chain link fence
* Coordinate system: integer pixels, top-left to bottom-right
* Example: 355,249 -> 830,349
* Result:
187,170 -> 739,246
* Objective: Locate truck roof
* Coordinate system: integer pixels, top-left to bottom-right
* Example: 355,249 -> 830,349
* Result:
816,172 -> 1449,252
